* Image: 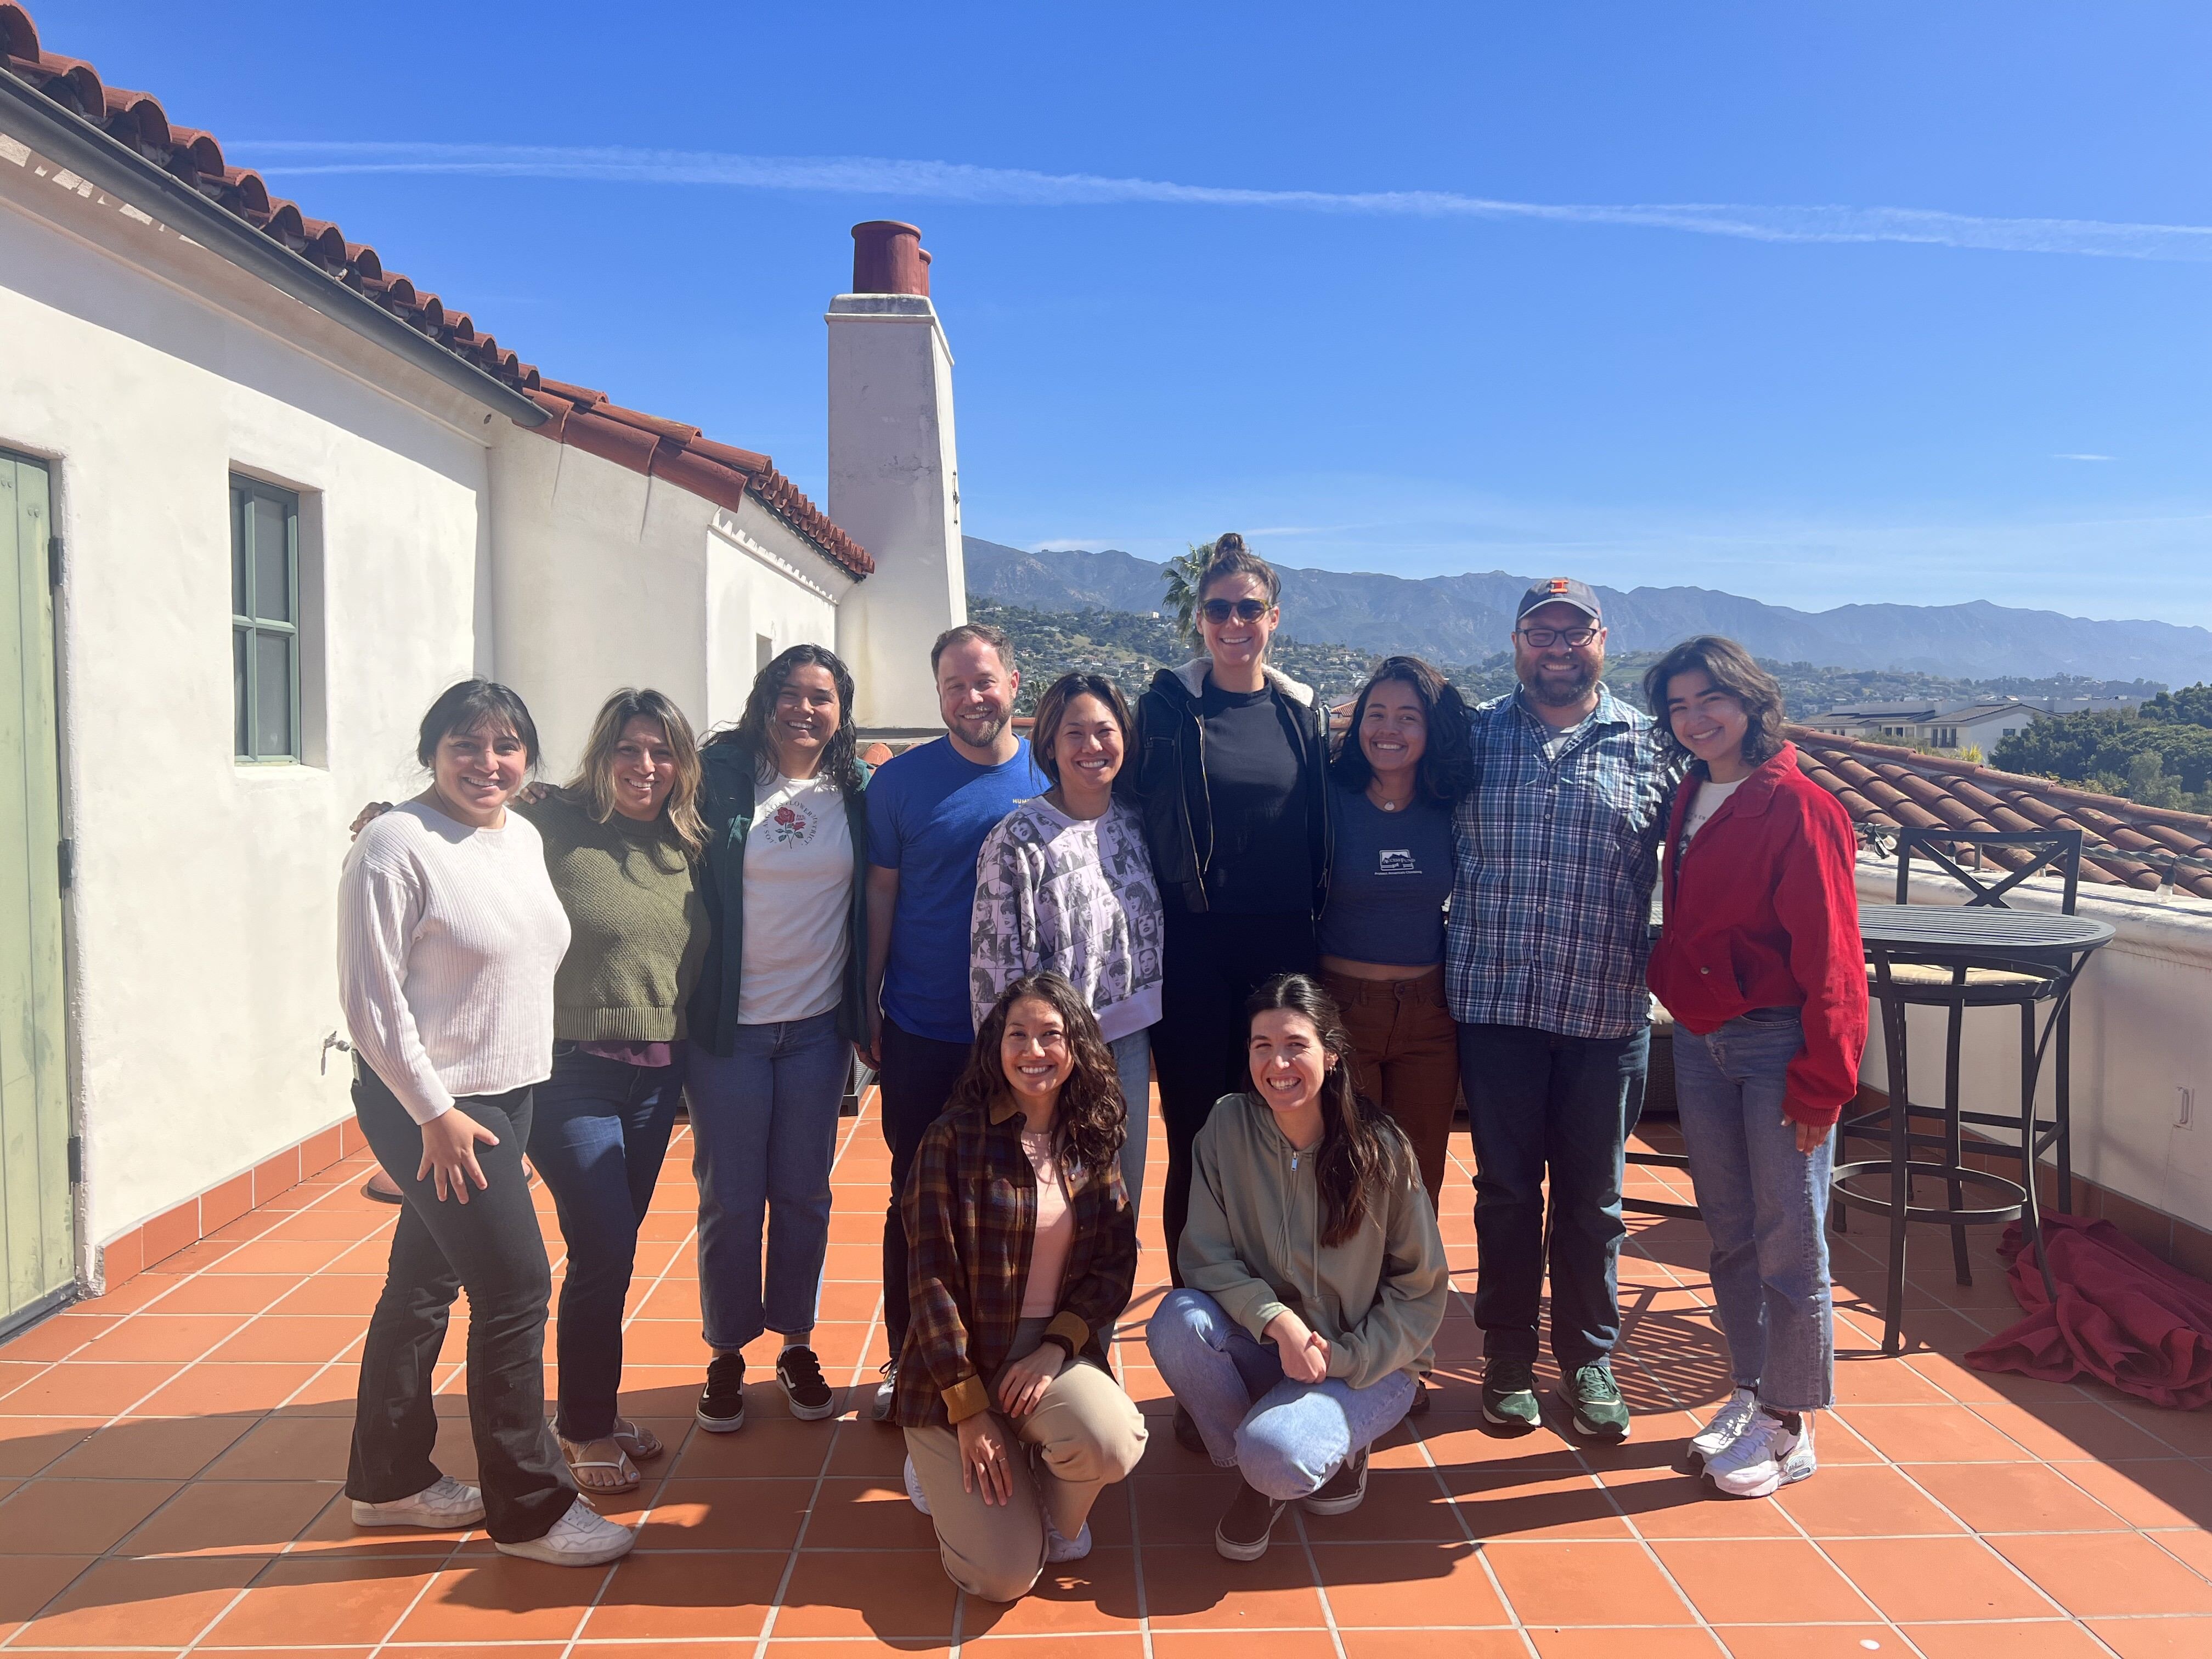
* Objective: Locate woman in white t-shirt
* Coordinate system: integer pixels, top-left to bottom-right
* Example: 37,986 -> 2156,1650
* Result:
970,673 -> 1163,1211
686,645 -> 872,1434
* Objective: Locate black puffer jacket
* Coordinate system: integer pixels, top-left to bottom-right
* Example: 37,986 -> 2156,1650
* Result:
1121,658 -> 1334,917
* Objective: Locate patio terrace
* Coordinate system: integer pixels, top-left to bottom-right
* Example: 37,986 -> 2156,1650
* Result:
2,1092 -> 2209,1659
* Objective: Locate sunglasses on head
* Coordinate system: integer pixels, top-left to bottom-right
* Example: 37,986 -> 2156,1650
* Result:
1201,598 -> 1271,624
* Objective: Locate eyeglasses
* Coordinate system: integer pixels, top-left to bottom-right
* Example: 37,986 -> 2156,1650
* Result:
1201,598 -> 1271,625
1516,626 -> 1599,648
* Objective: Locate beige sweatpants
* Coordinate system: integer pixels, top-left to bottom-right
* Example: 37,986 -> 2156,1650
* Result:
905,1357 -> 1148,1602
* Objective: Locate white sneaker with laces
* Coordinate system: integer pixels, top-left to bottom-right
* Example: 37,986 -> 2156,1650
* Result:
494,1496 -> 637,1566
350,1474 -> 486,1530
1707,1409 -> 1816,1498
1690,1387 -> 1759,1463
1045,1519 -> 1093,1563
903,1454 -> 932,1516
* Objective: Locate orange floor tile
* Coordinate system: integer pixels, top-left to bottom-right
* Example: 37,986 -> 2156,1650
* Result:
2,1093 -> 2209,1657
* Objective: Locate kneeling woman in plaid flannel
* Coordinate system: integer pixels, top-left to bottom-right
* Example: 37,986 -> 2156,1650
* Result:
892,972 -> 1148,1601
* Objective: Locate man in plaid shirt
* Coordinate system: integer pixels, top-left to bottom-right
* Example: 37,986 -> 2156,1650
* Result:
1447,578 -> 1671,1442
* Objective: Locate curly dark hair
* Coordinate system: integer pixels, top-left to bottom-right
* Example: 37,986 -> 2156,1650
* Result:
1640,635 -> 1787,772
1245,974 -> 1413,1246
703,643 -> 865,794
947,973 -> 1127,1180
1329,655 -> 1475,803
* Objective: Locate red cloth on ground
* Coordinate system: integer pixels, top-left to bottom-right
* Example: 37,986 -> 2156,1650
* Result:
1964,1212 -> 2212,1410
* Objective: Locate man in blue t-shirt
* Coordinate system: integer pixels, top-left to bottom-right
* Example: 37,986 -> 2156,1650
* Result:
861,621 -> 1047,1419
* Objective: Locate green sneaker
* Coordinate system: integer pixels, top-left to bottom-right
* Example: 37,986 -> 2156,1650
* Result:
1480,1357 -> 1541,1430
1561,1362 -> 1630,1441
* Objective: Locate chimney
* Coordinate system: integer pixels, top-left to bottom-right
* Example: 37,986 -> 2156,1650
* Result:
828,222 -> 966,732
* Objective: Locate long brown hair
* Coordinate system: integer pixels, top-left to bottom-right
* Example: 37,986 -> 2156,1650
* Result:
1641,635 -> 1787,772
946,973 -> 1127,1180
1329,654 -> 1475,803
704,643 -> 865,795
566,687 -> 707,858
1245,974 -> 1413,1246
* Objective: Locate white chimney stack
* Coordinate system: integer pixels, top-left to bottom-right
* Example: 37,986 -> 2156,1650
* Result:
828,221 -> 966,733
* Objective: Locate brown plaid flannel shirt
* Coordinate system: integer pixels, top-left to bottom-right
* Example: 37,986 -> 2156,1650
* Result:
891,1093 -> 1137,1429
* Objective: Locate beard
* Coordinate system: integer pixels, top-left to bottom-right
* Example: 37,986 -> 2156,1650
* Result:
949,705 -> 1013,746
1522,658 -> 1598,707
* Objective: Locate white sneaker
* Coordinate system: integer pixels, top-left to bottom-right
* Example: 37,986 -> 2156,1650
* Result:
903,1454 -> 932,1516
1690,1387 -> 1759,1463
1707,1410 -> 1817,1498
494,1496 -> 637,1566
1045,1519 -> 1093,1563
351,1474 -> 486,1530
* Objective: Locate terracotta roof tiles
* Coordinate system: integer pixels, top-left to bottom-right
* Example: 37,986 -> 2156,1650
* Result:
1,1 -> 869,578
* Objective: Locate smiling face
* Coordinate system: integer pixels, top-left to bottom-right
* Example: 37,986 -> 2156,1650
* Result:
431,720 -> 529,824
936,639 -> 1019,751
1513,600 -> 1606,710
1248,1007 -> 1333,1119
1358,676 -> 1429,783
1052,691 -> 1126,794
999,995 -> 1074,1112
608,715 -> 679,821
1197,571 -> 1278,677
1664,667 -> 1752,772
771,662 -> 843,775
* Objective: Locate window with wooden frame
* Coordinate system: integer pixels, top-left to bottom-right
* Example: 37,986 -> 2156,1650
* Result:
231,476 -> 301,762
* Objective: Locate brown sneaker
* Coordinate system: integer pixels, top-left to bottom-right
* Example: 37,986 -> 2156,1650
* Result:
1215,1479 -> 1288,1561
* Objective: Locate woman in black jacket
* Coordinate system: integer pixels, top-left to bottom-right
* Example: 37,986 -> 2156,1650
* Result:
1125,535 -> 1333,1291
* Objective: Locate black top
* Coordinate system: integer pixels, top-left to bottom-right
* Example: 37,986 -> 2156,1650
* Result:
1197,681 -> 1312,915
1858,904 -> 2114,968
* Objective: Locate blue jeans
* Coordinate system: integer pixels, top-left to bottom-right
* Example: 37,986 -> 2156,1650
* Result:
689,1009 -> 849,1351
527,1044 -> 685,1443
1147,1288 -> 1416,1500
1672,1009 -> 1836,1412
1459,1021 -> 1649,1368
1110,1027 -> 1152,1215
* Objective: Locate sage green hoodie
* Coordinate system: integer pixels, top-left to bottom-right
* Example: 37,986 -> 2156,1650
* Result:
1179,1091 -> 1449,1389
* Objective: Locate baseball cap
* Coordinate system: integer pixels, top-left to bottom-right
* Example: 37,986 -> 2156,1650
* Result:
1515,577 -> 1603,624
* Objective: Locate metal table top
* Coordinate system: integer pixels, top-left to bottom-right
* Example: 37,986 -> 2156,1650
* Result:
1859,904 -> 2115,964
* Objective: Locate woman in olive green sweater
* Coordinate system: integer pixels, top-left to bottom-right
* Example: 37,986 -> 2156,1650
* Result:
1147,973 -> 1447,1563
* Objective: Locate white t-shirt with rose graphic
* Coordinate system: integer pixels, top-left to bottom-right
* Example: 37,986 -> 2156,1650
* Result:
737,771 -> 855,1025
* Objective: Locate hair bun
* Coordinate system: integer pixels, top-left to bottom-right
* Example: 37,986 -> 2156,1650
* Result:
1213,532 -> 1246,556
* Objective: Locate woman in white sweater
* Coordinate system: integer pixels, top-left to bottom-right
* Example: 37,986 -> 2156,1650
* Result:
970,673 -> 1162,1209
336,680 -> 632,1569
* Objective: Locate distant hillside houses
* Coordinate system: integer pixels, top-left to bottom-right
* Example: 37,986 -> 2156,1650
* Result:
1805,692 -> 2146,754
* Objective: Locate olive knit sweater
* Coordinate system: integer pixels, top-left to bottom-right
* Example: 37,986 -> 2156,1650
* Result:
521,791 -> 709,1042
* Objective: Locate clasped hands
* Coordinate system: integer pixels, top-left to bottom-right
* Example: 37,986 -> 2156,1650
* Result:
955,1342 -> 1068,1505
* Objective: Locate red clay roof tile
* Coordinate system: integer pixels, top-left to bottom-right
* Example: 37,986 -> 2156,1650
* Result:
0,1 -> 870,579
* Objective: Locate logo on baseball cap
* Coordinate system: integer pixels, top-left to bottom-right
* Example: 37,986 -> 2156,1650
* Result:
1516,577 -> 1603,624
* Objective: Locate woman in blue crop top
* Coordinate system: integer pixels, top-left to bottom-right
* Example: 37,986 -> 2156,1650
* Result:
1317,657 -> 1472,1210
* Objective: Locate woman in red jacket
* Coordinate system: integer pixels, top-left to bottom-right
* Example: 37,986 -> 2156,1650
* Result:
1644,637 -> 1866,1500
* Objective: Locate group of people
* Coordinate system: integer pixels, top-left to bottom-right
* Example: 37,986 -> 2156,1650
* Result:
333,534 -> 1868,1598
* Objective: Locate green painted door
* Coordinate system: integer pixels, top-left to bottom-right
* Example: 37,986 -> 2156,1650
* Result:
0,450 -> 71,1329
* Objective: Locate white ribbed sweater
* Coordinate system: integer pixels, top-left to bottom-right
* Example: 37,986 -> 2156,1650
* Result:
337,800 -> 572,1124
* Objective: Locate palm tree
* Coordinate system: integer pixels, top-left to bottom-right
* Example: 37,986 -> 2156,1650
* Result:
1161,540 -> 1216,648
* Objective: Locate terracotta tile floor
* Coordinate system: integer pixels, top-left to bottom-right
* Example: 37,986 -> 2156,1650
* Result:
4,1095 -> 2211,1658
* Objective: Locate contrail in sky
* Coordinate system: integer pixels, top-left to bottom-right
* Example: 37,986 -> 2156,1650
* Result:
242,142 -> 2212,262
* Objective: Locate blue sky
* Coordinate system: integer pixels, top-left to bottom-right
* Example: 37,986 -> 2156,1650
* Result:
40,1 -> 2212,624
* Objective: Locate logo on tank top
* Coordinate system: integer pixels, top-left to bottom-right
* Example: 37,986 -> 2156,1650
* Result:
1378,849 -> 1419,876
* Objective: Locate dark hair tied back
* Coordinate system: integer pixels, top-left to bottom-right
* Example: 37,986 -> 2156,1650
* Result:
416,679 -> 539,770
1198,532 -> 1282,606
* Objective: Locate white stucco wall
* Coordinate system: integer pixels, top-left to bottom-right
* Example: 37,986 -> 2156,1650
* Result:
826,294 -> 965,730
1852,857 -> 2212,1233
0,136 -> 499,1259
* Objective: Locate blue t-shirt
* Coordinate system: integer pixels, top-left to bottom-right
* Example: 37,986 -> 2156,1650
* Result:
867,736 -> 1049,1045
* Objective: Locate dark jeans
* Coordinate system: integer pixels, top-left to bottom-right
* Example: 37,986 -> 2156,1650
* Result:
348,1065 -> 574,1544
1153,909 -> 1317,1283
1458,1021 -> 1649,1370
528,1043 -> 685,1441
878,1015 -> 973,1355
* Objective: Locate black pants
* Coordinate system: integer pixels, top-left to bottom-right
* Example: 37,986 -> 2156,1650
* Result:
877,1015 -> 974,1356
348,1066 -> 574,1543
1153,909 -> 1318,1282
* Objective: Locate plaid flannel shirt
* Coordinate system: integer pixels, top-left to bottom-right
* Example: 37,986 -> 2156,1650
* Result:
893,1094 -> 1138,1430
1445,683 -> 1672,1040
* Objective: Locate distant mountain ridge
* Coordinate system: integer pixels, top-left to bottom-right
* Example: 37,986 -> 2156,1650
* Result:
962,538 -> 2212,684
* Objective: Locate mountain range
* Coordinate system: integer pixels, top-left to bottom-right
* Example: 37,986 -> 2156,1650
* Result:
962,538 -> 2212,685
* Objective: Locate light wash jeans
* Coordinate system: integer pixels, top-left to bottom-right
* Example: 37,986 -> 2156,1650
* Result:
1147,1287 -> 1416,1500
688,1009 -> 849,1351
1672,1007 -> 1836,1413
1110,1027 -> 1153,1216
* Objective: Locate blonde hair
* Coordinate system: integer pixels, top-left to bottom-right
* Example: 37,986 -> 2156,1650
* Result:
566,688 -> 707,859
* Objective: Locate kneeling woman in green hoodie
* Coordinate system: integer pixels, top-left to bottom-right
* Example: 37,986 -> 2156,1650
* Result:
1149,973 -> 1449,1562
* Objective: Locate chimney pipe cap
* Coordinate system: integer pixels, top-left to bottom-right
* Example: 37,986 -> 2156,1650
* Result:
851,220 -> 930,297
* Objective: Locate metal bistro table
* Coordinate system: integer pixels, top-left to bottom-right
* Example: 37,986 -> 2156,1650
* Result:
1837,903 -> 2115,1355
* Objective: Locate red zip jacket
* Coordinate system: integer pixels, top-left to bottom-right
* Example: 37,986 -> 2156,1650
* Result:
1647,743 -> 1868,1126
